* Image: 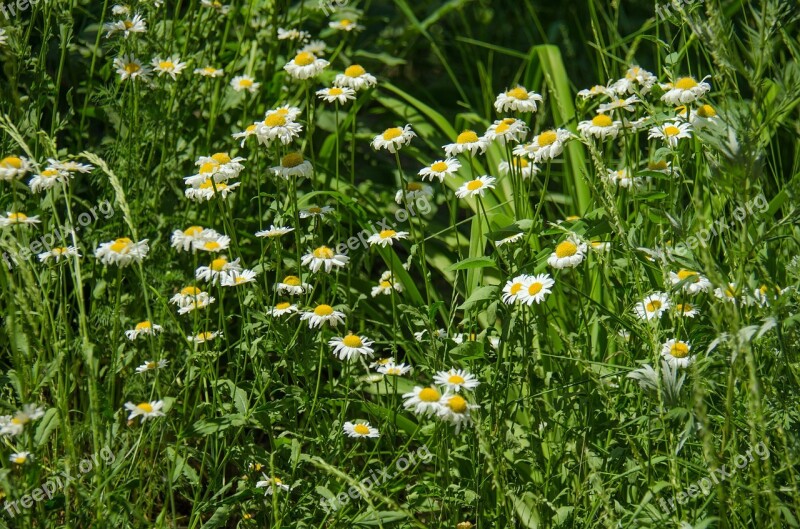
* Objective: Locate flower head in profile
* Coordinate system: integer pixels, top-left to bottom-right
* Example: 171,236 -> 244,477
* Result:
498,157 -> 538,179
334,64 -> 377,90
256,475 -> 291,495
274,275 -> 311,295
125,321 -> 164,340
578,114 -> 621,140
195,256 -> 243,284
38,246 -> 81,263
95,238 -> 149,267
367,229 -> 409,247
418,158 -> 461,183
230,75 -> 260,93
597,95 -> 640,114
9,452 -> 31,465
283,52 -> 329,80
371,271 -> 403,297
513,129 -> 573,162
443,130 -> 489,157
194,66 -> 224,78
152,56 -> 188,80
136,359 -> 169,373
433,369 -> 480,392
124,400 -> 165,422
299,205 -> 334,219
661,76 -> 711,105
316,86 -> 356,105
104,13 -> 147,38
29,166 -> 71,193
267,301 -> 298,317
329,18 -> 363,32
271,152 -> 313,180
300,304 -> 346,329
329,333 -> 375,360
494,85 -> 543,114
0,404 -> 46,436
301,246 -> 349,273
547,236 -> 587,269
484,118 -> 528,144
220,269 -> 257,287
648,121 -> 692,148
395,181 -> 433,205
603,168 -> 641,189
0,155 -> 31,180
371,125 -> 416,153
255,225 -> 294,238
343,421 -> 379,438
114,54 -> 151,82
0,212 -> 40,228
437,392 -> 479,433
455,175 -> 496,198
610,66 -> 657,95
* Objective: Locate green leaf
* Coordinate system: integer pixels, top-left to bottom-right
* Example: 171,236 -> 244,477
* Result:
446,256 -> 496,272
35,408 -> 60,447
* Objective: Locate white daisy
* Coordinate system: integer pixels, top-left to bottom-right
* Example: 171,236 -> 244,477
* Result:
713,283 -> 740,304
255,225 -> 294,238
513,129 -> 573,163
300,304 -> 346,328
0,212 -> 41,227
597,95 -> 640,114
660,339 -> 694,368
603,168 -> 641,189
270,152 -> 313,179
169,286 -> 216,314
0,404 -> 45,436
669,269 -> 712,294
316,86 -> 356,105
256,475 -> 291,495
496,232 -> 525,247
188,330 -> 222,343
661,76 -> 711,105
484,117 -> 528,144
255,113 -> 303,146
547,237 -> 587,269
194,66 -> 224,77
371,125 -> 416,153
48,159 -> 94,174
283,51 -> 329,80
402,386 -> 443,416
329,333 -> 375,361
105,13 -> 147,38
494,86 -> 543,113
38,246 -> 81,262
610,66 -> 657,95
29,166 -> 71,193
378,362 -> 412,376
0,155 -> 31,180
230,75 -> 260,93
648,121 -> 692,148
299,205 -> 334,219
124,400 -> 165,422
577,114 -> 621,140
433,369 -> 480,392
135,359 -> 169,373
301,246 -> 349,273
633,292 -> 670,320
195,256 -> 242,284
395,182 -> 433,204
498,157 -> 538,179
220,269 -> 257,287
276,28 -> 309,41
437,392 -> 479,433
367,229 -> 409,247
329,18 -> 363,31
443,130 -> 489,157
125,321 -> 164,340
334,64 -> 377,91
343,420 -> 379,438
151,56 -> 188,80
267,302 -> 298,317
418,158 -> 461,183
577,85 -> 611,99
299,39 -> 327,56
184,179 -> 241,201
113,54 -> 151,82
371,271 -> 403,297
94,238 -> 149,267
9,451 -> 31,465
171,226 -> 218,252
274,275 -> 312,295
673,302 -> 699,318
455,175 -> 496,198
517,273 -> 555,305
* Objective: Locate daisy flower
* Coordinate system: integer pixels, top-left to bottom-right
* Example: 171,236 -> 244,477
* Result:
271,152 -> 313,179
597,95 -> 640,114
200,0 -> 231,13
660,339 -> 694,368
577,85 -> 611,99
230,75 -> 259,93
283,51 -> 329,80
648,121 -> 692,148
433,369 -> 480,392
611,66 -> 657,95
169,286 -> 215,314
371,125 -> 416,153
547,237 -> 587,269
125,321 -> 164,340
29,166 -> 71,193
188,331 -> 222,343
0,155 -> 31,180
299,205 -> 334,219
590,241 -> 610,252
0,404 -> 45,436
646,159 -> 672,174
497,232 -> 525,246
48,159 -> 94,174
670,269 -> 712,294
437,393 -> 479,433
195,234 -> 232,253
111,5 -> 130,15
514,129 -> 573,163
255,225 -> 294,238
196,256 -> 242,284
151,56 -> 188,80
577,114 -> 621,140
0,212 -> 40,228
418,158 -> 461,183
38,246 -> 81,262
518,273 -> 555,305
113,54 -> 151,82
256,476 -> 291,495
334,64 -> 377,90
277,28 -> 309,41
673,302 -> 699,318
502,275 -> 529,304
301,246 -> 349,273
255,113 -> 303,146
367,229 -> 409,247
713,283 -> 740,304
455,175 -> 496,198
484,117 -> 529,144
443,130 -> 489,157
395,182 -> 433,205
136,359 -> 169,373
300,304 -> 346,328
105,13 -> 147,38
267,301 -> 298,317
124,400 -> 165,422
316,86 -> 356,104
661,76 -> 711,105
220,269 -> 257,287
232,124 -> 257,146
371,271 -> 403,297
95,238 -> 149,267
603,168 -> 641,189
274,275 -> 311,295
9,452 -> 31,465
679,103 -> 720,129
378,362 -> 412,376
185,153 -> 245,185
194,66 -> 224,77
329,18 -> 363,31
633,292 -> 670,320
329,333 -> 375,360
402,386 -> 443,416
343,421 -> 379,438
185,179 -> 241,201
494,85 -> 543,113
170,226 -> 224,253
498,157 -> 538,179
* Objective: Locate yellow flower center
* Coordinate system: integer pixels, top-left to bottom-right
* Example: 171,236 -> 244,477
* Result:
8,212 -> 28,222
135,321 -> 152,331
379,230 -> 396,239
447,395 -> 468,413
234,276 -> 247,284
338,19 -> 352,27
275,302 -> 291,310
379,280 -> 392,288
495,122 -> 510,134
345,64 -> 366,77
210,257 -> 228,271
645,300 -> 662,312
506,87 -> 529,100
555,241 -> 577,258
184,225 -> 204,236
382,127 -> 403,140
430,161 -> 448,172
457,130 -> 479,144
283,275 -> 301,286
124,62 -> 140,74
199,162 -> 218,174
203,67 -> 217,74
510,282 -> 523,295
159,61 -> 174,70
313,246 -> 334,259
203,241 -> 221,251
418,388 -> 441,402
528,282 -> 543,296
1,156 -> 23,169
328,87 -> 343,96
238,78 -> 253,88
675,77 -> 698,90
664,125 -> 680,136
211,153 -> 231,164
353,424 -> 371,435
13,456 -> 27,464
627,67 -> 641,79
670,342 -> 690,358
447,374 -> 466,385
11,417 -> 26,425
199,179 -> 227,190
110,237 -> 132,253
314,304 -> 334,316
294,52 -> 315,66
181,286 -> 201,296
342,334 -> 363,348
677,269 -> 698,282
537,130 -> 558,146
697,104 -> 716,118
281,152 -> 304,168
136,403 -> 154,413
41,168 -> 59,177
407,182 -> 422,191
648,160 -> 668,170
676,303 -> 692,313
123,20 -> 134,29
52,247 -> 67,255
466,179 -> 484,191
197,331 -> 215,341
592,114 -> 613,127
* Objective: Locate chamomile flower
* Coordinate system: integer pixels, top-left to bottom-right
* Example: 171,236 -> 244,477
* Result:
95,238 -> 149,267
379,362 -> 412,376
255,113 -> 303,145
603,168 -> 641,189
113,54 -> 151,82
151,56 -> 188,80
267,301 -> 298,317
679,103 -> 720,129
125,321 -> 164,340
302,246 -> 349,273
185,153 -> 245,185
169,286 -> 216,314
484,117 -> 528,144
283,51 -> 329,80
124,400 -> 165,422
256,476 -> 291,495
188,330 -> 222,343
443,130 -> 489,157
434,369 -> 480,392
300,304 -> 346,328
329,333 -> 375,361
220,269 -> 257,287
195,235 -> 232,254
271,152 -> 313,179
514,129 -> 573,163
502,274 -> 530,304
48,159 -> 94,174
660,339 -> 694,368
670,269 -> 712,294
0,155 -> 31,180
496,232 -> 525,246
9,452 -> 31,465
367,229 -> 409,247
274,275 -> 311,295
371,271 -> 403,297
611,66 -> 657,95
255,225 -> 294,239
633,292 -> 670,320
194,66 -> 224,77
29,166 -> 71,193
38,246 -> 81,262
299,205 -> 334,219
597,95 -> 640,114
111,5 -> 130,15
395,181 -> 433,204
105,13 -> 147,38
343,421 -> 379,438
661,76 -> 711,105
498,157 -> 538,179
196,256 -> 242,284
673,302 -> 699,318
277,28 -> 309,41
437,393 -> 479,432
547,237 -> 587,269
136,359 -> 169,373
0,404 -> 45,436
494,85 -> 543,113
713,283 -> 740,304
646,159 -> 672,174
185,179 -> 241,201
230,75 -> 260,93
418,158 -> 461,182
316,86 -> 356,104
171,226 -> 212,252
371,125 -> 416,153
577,85 -> 611,99
329,18 -> 363,31
402,386 -> 443,416
518,273 -> 555,305
577,114 -> 621,140
334,64 -> 377,90
0,212 -> 39,228
455,175 -> 496,198
232,124 -> 257,146
648,121 -> 692,147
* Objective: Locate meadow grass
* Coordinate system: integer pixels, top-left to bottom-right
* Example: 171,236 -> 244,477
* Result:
0,0 -> 799,528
